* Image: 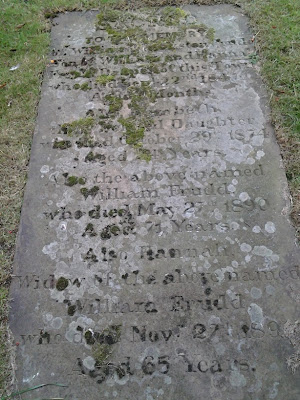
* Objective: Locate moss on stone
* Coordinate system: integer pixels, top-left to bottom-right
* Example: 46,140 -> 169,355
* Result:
98,120 -> 116,131
93,343 -> 111,366
136,145 -> 152,162
120,67 -> 136,77
80,186 -> 100,199
80,82 -> 91,91
73,82 -> 91,90
206,27 -> 215,43
145,55 -> 161,63
86,325 -> 122,366
96,74 -> 115,85
164,54 -> 178,62
126,83 -> 155,141
84,151 -> 106,162
105,95 -> 123,114
90,45 -> 101,52
83,68 -> 97,78
89,186 -> 100,197
118,117 -> 145,146
84,223 -> 97,237
185,22 -> 214,43
105,27 -> 125,44
61,117 -> 94,137
56,277 -> 69,291
68,305 -> 76,316
106,26 -> 147,45
140,63 -> 160,74
187,22 -> 207,32
85,152 -> 94,162
161,6 -> 188,26
65,176 -> 86,186
148,37 -> 175,51
66,176 -> 78,186
128,82 -> 156,114
83,248 -> 98,263
85,330 -> 95,345
70,70 -> 81,78
110,225 -> 121,235
76,137 -> 96,148
53,139 -> 72,150
78,177 -> 86,185
96,8 -> 122,27
93,6 -> 202,162
100,226 -> 112,240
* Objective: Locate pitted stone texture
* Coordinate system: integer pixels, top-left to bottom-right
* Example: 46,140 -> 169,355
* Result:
10,5 -> 299,400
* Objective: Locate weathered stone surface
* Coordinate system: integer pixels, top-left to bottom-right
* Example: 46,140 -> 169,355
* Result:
10,5 -> 299,399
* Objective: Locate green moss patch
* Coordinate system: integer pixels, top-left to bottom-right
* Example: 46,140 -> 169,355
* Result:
80,82 -> 91,91
118,117 -> 145,146
128,82 -> 156,115
93,5 -> 216,162
70,70 -> 81,78
136,145 -> 152,162
96,8 -> 122,27
73,82 -> 91,90
56,277 -> 69,291
83,68 -> 97,78
96,74 -> 115,85
98,120 -> 117,130
61,117 -> 94,136
65,175 -> 86,186
121,67 -> 136,77
80,186 -> 100,199
53,139 -> 72,149
161,6 -> 188,26
84,325 -> 122,368
105,95 -> 123,114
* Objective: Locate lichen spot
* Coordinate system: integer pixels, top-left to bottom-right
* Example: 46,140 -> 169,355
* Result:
248,303 -> 264,324
229,370 -> 247,387
250,287 -> 262,299
265,221 -> 276,234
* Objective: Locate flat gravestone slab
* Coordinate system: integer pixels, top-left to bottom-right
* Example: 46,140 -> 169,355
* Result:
10,5 -> 300,400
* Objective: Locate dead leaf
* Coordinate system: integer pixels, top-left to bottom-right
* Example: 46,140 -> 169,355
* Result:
16,23 -> 26,29
0,83 -> 7,89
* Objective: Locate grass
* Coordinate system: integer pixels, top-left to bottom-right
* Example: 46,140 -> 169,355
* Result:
0,0 -> 299,395
242,0 -> 300,228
